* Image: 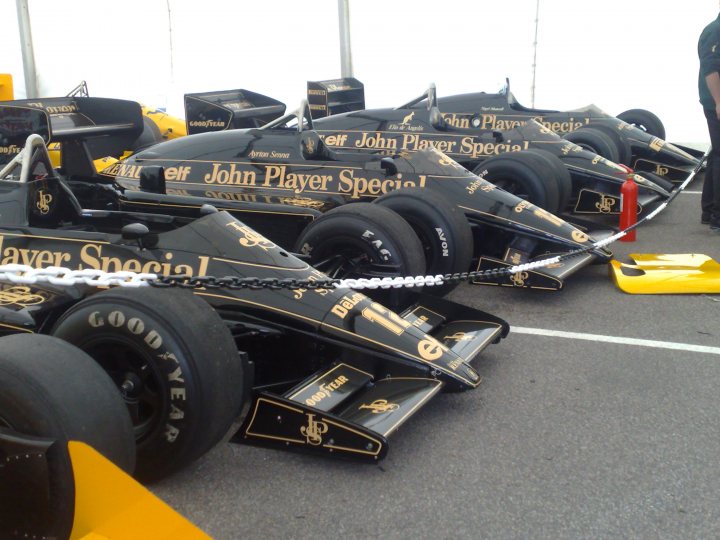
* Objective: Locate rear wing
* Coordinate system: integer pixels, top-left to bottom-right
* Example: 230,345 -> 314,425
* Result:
0,106 -> 50,167
306,78 -> 365,118
0,97 -> 143,175
184,89 -> 286,135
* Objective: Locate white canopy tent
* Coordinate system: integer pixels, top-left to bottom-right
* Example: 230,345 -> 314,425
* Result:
1,0 -> 715,142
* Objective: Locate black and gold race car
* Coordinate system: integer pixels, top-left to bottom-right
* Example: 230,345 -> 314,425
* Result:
427,79 -> 702,183
0,133 -> 510,489
0,98 -> 611,292
309,84 -> 673,219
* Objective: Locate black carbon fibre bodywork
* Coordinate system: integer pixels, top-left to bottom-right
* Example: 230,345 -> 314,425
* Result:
0,135 -> 510,462
311,86 -> 673,217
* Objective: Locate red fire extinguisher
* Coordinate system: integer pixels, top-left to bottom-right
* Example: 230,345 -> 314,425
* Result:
620,172 -> 638,242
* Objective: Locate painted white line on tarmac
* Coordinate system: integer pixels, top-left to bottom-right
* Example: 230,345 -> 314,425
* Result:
511,326 -> 720,356
681,190 -> 702,195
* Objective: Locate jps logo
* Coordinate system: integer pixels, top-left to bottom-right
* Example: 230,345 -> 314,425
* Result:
595,195 -> 616,214
359,399 -> 400,414
300,414 -> 328,446
226,221 -> 275,251
0,286 -> 45,307
511,271 -> 529,287
443,331 -> 474,342
655,164 -> 669,176
36,189 -> 53,215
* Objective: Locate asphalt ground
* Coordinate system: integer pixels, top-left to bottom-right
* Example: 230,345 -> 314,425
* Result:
153,176 -> 720,539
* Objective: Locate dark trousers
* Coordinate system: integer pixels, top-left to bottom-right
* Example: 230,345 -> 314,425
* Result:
702,108 -> 720,220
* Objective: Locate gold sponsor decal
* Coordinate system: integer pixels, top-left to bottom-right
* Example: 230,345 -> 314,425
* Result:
27,102 -> 78,114
401,111 -> 415,125
655,164 -> 669,176
330,292 -> 366,318
300,413 -> 329,445
510,271 -> 530,287
533,207 -> 565,227
304,375 -> 350,407
0,145 -> 20,155
412,315 -> 429,328
595,195 -> 616,213
188,120 -> 226,128
649,137 -> 665,152
561,142 -> 582,155
571,230 -> 590,243
35,189 -> 53,215
225,221 -> 276,251
443,331 -> 474,342
307,89 -> 327,96
418,338 -> 445,361
0,235 -> 210,275
0,286 -> 45,307
359,399 -> 400,414
514,200 -> 531,213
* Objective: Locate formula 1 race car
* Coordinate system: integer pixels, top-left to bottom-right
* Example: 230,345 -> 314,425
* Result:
0,98 -> 611,292
0,134 -> 510,487
310,84 -> 673,219
426,80 -> 702,183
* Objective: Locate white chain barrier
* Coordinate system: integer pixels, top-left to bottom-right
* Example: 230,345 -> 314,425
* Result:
0,150 -> 708,292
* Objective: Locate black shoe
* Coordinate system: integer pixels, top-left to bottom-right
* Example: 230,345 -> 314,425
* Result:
702,212 -> 711,224
710,221 -> 720,232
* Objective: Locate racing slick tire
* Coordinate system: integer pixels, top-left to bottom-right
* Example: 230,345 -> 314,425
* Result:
476,152 -> 562,214
586,123 -> 633,166
564,128 -> 620,163
617,108 -> 666,140
0,334 -> 135,539
523,149 -> 573,211
51,287 -> 244,483
373,187 -> 473,296
294,202 -> 426,308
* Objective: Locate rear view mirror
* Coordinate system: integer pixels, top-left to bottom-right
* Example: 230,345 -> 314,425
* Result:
139,166 -> 166,194
380,157 -> 398,176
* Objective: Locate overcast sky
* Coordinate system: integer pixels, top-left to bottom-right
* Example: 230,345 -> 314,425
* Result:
1,0 -> 717,142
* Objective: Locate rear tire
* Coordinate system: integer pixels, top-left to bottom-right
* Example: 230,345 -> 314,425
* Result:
477,152 -> 561,213
617,108 -> 666,140
374,187 -> 473,296
564,128 -> 620,163
586,123 -> 633,166
294,203 -> 426,308
0,334 -> 135,539
51,287 -> 245,483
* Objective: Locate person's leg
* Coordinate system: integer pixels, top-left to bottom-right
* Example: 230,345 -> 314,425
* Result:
703,109 -> 720,228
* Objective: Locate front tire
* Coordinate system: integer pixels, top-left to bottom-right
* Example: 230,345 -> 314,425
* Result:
0,334 -> 135,539
564,128 -> 620,163
294,203 -> 426,308
374,187 -> 473,296
477,152 -> 561,213
51,287 -> 245,482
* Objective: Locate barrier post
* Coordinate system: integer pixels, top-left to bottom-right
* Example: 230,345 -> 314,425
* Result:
619,174 -> 638,242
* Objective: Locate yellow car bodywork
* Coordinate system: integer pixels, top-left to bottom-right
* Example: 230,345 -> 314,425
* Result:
610,253 -> 720,294
69,441 -> 209,540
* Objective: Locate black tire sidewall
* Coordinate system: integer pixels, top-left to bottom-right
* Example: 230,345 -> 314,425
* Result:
374,188 -> 473,296
294,203 -> 426,307
617,109 -> 666,140
587,123 -> 633,166
0,334 -> 135,538
51,288 -> 244,482
477,154 -> 561,213
565,128 -> 620,163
